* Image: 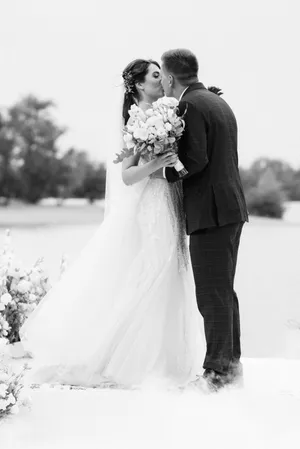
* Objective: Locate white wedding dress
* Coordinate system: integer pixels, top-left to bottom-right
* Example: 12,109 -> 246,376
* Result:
21,158 -> 204,388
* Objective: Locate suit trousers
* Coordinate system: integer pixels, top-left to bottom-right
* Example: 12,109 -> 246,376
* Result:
189,222 -> 244,374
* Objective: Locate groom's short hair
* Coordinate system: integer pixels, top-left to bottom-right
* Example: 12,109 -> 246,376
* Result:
161,49 -> 199,85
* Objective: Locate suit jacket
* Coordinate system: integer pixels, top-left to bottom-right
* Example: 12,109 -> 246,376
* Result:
165,83 -> 249,234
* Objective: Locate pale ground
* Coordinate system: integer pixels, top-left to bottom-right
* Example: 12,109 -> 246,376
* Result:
0,202 -> 300,448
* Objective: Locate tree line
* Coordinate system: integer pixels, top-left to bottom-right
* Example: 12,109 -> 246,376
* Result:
1,94 -> 299,218
0,95 -> 106,205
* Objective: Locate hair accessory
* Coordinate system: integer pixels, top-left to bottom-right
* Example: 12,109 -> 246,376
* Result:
123,71 -> 135,94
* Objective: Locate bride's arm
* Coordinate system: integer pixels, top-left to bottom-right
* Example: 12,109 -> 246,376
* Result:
122,152 -> 177,186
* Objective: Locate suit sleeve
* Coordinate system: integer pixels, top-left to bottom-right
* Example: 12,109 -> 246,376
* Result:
165,101 -> 209,183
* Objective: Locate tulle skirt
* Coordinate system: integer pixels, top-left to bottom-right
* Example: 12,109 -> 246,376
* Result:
21,177 -> 204,388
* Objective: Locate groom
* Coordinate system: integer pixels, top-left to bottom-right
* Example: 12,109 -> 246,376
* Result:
158,49 -> 248,391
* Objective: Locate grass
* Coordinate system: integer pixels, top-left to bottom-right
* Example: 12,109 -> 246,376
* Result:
0,203 -> 104,229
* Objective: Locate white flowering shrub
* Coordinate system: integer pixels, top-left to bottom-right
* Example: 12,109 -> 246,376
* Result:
0,365 -> 24,418
0,230 -> 51,344
0,338 -> 31,419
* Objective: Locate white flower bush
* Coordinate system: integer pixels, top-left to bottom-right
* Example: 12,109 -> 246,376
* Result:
0,230 -> 51,344
0,338 -> 31,419
0,367 -> 23,418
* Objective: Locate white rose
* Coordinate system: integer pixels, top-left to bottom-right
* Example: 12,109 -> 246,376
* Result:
157,128 -> 167,138
123,133 -> 135,150
28,293 -> 37,303
162,96 -> 178,108
124,133 -> 133,143
35,286 -> 43,296
146,117 -> 157,127
146,116 -> 164,129
129,104 -> 140,116
168,137 -> 176,144
17,280 -> 32,294
1,293 -> 12,305
153,98 -> 163,108
0,303 -> 5,312
25,304 -> 35,314
137,109 -> 147,122
167,109 -> 176,122
145,109 -> 154,117
165,123 -> 172,132
0,399 -> 9,411
133,128 -> 149,141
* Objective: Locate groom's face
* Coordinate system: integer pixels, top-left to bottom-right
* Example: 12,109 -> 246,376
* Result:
161,63 -> 173,97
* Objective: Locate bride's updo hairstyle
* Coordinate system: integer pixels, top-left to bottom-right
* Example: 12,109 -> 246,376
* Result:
122,59 -> 160,124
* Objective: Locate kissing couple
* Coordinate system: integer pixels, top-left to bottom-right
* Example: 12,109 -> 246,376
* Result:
21,48 -> 248,393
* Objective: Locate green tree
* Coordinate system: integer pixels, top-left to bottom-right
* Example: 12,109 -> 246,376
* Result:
82,163 -> 106,203
8,95 -> 65,203
246,167 -> 286,218
0,113 -> 22,205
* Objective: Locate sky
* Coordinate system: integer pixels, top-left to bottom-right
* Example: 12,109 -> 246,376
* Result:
0,0 -> 299,168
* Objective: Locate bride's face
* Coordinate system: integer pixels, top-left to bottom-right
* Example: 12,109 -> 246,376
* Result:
137,64 -> 164,101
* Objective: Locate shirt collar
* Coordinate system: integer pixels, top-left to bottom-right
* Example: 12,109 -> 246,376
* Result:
179,87 -> 189,101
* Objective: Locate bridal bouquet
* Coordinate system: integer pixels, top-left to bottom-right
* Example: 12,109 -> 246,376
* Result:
114,97 -> 188,177
0,230 -> 51,344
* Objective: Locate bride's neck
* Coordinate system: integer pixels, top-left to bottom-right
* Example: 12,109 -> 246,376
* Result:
138,98 -> 153,112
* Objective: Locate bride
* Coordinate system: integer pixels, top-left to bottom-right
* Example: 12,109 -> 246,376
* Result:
21,59 -> 204,388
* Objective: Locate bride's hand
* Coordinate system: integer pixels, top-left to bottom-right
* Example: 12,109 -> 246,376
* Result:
154,152 -> 178,169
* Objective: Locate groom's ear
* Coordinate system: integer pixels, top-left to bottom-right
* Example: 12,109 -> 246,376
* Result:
168,74 -> 174,87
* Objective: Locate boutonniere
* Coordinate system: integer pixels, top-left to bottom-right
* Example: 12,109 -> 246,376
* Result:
207,86 -> 223,96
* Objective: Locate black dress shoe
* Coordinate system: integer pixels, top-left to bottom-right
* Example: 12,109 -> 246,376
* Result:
203,369 -> 227,392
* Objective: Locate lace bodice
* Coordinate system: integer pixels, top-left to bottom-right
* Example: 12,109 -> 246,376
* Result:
135,161 -> 189,271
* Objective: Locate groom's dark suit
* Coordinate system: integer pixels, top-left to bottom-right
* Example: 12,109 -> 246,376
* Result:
165,83 -> 248,375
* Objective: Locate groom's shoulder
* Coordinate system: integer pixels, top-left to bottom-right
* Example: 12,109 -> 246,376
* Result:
179,88 -> 214,113
182,88 -> 233,114
182,87 -> 215,105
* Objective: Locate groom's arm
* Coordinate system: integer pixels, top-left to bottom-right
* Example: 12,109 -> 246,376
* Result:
165,102 -> 209,183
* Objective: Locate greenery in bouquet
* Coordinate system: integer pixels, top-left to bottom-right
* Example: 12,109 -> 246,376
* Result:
113,97 -> 186,164
0,230 -> 51,344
